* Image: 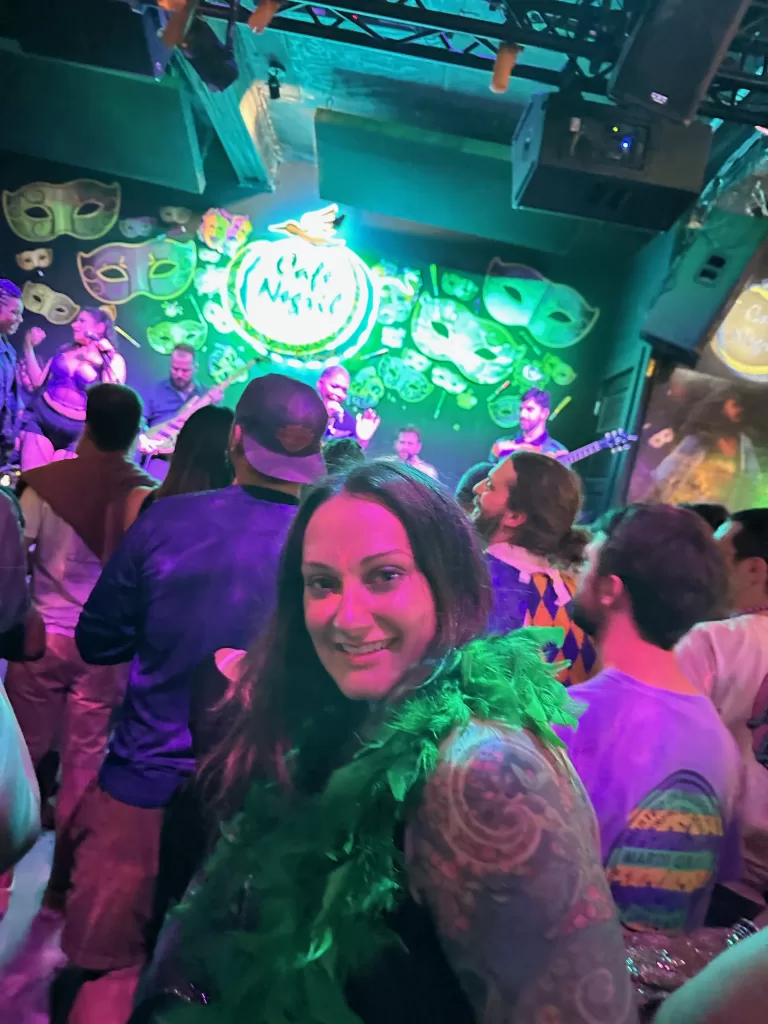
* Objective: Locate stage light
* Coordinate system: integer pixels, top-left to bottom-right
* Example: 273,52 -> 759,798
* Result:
491,43 -> 523,95
267,64 -> 284,100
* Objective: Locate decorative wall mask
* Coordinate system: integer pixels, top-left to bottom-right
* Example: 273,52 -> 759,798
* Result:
3,179 -> 120,241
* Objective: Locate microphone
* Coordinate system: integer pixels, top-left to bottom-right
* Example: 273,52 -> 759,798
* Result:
86,330 -> 113,358
327,400 -> 344,422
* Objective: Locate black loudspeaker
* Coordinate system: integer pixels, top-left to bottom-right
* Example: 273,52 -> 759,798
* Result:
608,0 -> 751,125
511,92 -> 711,232
641,209 -> 768,364
6,0 -> 171,79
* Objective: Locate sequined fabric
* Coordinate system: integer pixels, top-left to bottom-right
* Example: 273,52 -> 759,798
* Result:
624,919 -> 759,1016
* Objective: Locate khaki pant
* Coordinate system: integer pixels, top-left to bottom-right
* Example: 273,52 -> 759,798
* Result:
4,632 -> 125,894
62,784 -> 164,972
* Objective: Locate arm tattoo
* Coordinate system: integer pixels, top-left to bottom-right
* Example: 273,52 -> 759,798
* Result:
407,722 -> 638,1024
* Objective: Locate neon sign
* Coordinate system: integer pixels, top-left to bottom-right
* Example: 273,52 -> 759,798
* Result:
713,282 -> 768,382
221,205 -> 379,369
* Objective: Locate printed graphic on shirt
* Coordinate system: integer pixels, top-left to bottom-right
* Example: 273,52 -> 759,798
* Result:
605,770 -> 725,933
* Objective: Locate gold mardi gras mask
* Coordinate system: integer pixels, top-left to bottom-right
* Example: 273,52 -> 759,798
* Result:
3,179 -> 121,242
22,282 -> 80,325
15,248 -> 53,271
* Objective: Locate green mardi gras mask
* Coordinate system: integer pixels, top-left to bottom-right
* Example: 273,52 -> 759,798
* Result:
77,238 -> 197,305
482,258 -> 599,350
3,179 -> 121,242
147,319 -> 207,355
411,293 -> 521,386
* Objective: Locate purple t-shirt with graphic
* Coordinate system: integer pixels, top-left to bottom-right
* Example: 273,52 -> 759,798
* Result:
555,670 -> 743,933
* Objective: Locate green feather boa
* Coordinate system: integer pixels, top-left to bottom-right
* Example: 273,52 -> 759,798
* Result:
164,629 -> 580,1024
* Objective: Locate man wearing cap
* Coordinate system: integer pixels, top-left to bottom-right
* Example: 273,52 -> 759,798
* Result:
52,374 -> 328,1022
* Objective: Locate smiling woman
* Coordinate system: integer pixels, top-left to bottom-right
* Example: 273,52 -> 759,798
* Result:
302,494 -> 439,701
138,462 -> 638,1024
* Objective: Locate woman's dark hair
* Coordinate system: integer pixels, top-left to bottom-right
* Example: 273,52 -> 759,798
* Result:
80,306 -> 119,349
676,376 -> 748,445
201,461 -> 492,806
506,450 -> 588,568
152,405 -> 234,502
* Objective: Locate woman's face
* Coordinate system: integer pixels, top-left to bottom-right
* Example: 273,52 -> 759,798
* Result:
302,494 -> 438,701
72,311 -> 104,345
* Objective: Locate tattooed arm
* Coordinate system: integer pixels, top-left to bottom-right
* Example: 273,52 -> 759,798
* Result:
406,721 -> 638,1024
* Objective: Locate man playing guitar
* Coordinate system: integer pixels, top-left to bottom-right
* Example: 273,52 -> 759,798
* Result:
491,387 -> 567,461
139,344 -> 224,479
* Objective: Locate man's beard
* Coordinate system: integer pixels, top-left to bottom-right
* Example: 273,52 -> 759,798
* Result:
571,596 -> 603,639
472,508 -> 503,545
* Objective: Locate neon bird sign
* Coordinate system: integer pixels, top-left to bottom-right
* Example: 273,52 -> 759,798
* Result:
221,205 -> 379,369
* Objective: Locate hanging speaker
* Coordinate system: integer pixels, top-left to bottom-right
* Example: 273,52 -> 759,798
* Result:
5,0 -> 171,79
608,0 -> 751,125
641,209 -> 768,364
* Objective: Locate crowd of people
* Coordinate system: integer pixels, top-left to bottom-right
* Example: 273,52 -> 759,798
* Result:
1,273 -> 768,1023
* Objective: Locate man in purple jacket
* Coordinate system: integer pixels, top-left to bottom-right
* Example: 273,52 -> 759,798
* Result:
57,373 -> 327,1022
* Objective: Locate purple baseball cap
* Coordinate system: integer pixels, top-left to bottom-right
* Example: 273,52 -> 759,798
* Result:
235,373 -> 328,484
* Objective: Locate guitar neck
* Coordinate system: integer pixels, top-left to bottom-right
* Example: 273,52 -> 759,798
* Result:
145,358 -> 260,445
561,440 -> 605,466
215,356 -> 261,394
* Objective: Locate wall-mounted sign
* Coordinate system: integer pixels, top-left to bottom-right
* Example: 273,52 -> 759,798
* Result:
713,282 -> 768,381
221,206 -> 379,369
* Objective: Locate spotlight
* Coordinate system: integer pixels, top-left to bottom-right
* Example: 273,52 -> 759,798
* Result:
267,63 -> 285,100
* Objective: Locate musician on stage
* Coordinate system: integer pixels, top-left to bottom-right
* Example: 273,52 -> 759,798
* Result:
317,364 -> 380,448
393,424 -> 438,480
491,387 -> 567,461
139,344 -> 223,480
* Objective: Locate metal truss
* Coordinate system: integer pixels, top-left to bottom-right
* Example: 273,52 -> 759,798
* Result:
196,0 -> 768,125
198,0 -> 640,89
700,1 -> 768,126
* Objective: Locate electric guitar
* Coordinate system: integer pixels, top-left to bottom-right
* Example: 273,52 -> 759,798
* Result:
139,357 -> 261,458
492,429 -> 637,465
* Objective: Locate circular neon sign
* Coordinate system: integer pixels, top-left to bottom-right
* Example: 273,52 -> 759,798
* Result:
222,214 -> 378,368
713,282 -> 768,382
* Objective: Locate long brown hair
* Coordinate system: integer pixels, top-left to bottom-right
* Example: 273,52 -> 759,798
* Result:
154,405 -> 234,501
201,461 -> 492,807
506,450 -> 589,568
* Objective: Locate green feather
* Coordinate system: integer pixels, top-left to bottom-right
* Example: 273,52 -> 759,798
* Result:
166,630 -> 580,1023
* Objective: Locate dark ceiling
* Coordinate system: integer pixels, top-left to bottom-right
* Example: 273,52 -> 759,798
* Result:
1,0 -> 767,254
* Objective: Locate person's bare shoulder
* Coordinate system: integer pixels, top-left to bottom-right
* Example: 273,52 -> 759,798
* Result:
407,721 -> 638,1023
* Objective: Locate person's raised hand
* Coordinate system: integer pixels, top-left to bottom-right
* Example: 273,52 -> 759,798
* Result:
355,408 -> 381,443
24,327 -> 46,348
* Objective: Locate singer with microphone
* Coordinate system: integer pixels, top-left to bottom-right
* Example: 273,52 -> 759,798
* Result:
317,364 -> 380,448
18,308 -> 127,469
